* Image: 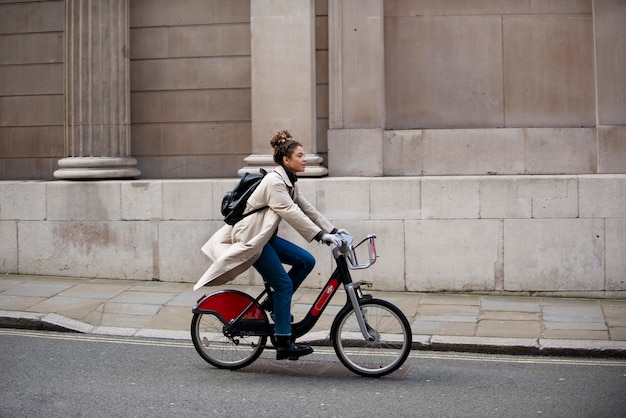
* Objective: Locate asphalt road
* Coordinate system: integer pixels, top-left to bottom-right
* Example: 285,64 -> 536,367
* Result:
1,329 -> 625,418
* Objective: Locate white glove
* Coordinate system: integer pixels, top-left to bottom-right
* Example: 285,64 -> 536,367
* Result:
321,233 -> 342,246
336,228 -> 350,236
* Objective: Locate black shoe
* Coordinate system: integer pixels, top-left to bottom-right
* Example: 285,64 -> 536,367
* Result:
275,336 -> 313,361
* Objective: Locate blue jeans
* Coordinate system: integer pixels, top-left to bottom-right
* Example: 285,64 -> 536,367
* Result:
253,236 -> 315,336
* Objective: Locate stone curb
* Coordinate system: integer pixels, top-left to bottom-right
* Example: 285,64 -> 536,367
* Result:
2,312 -> 625,359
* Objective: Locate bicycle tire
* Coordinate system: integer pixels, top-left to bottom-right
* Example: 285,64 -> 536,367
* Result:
191,290 -> 269,370
331,298 -> 412,377
191,312 -> 267,369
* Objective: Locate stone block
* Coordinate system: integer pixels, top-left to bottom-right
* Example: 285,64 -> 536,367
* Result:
135,155 -> 245,179
158,220 -> 214,283
316,177 -> 370,220
598,126 -> 626,174
606,218 -> 626,291
503,15 -> 594,127
524,128 -> 596,174
131,90 -> 251,124
121,181 -> 163,221
131,122 -> 251,156
422,129 -> 524,175
0,157 -> 60,181
251,0 -> 316,153
503,219 -> 604,291
0,1 -> 64,34
0,126 -> 64,157
383,130 -> 423,176
328,129 -> 383,176
47,182 -> 122,221
405,220 -> 502,292
480,177 -> 532,219
337,0 -> 385,127
18,220 -> 154,280
579,175 -> 626,218
384,0 -> 529,16
385,15 -> 504,129
129,28 -> 169,60
0,64 -> 62,96
370,178 -> 420,220
162,180 -> 214,220
480,176 -> 578,219
530,0 -> 592,14
594,0 -> 626,125
527,177 -> 579,219
131,57 -> 250,91
130,0 -> 249,27
170,25 -> 251,58
0,95 -> 63,126
0,221 -> 17,273
0,33 -> 62,65
0,181 -> 46,220
421,177 -> 480,219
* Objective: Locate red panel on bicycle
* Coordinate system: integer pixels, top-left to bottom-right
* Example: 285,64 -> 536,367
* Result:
195,291 -> 264,322
311,278 -> 340,317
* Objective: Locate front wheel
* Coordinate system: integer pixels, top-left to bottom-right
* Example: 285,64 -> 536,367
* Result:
331,298 -> 412,377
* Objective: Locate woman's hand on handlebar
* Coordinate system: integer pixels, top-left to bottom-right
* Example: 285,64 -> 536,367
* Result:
336,228 -> 350,236
321,233 -> 343,246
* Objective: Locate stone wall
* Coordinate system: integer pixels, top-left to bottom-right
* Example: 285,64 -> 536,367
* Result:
2,174 -> 624,297
0,1 -> 624,296
0,0 -> 331,180
0,0 -> 65,179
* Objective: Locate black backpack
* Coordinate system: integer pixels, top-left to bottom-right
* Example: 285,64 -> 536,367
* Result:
221,169 -> 269,225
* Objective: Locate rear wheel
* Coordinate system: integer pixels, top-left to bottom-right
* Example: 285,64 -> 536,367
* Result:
191,312 -> 267,370
331,299 -> 412,377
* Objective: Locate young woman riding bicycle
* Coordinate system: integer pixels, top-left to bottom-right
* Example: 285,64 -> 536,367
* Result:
194,130 -> 348,361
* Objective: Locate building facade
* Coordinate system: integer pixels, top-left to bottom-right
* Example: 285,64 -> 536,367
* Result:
0,0 -> 625,296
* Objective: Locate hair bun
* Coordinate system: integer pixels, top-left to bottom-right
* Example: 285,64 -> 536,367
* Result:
271,130 -> 293,148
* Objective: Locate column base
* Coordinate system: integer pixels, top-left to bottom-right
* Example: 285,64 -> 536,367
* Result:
54,157 -> 141,180
238,154 -> 328,177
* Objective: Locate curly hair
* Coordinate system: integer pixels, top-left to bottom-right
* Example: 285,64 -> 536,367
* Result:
270,130 -> 302,165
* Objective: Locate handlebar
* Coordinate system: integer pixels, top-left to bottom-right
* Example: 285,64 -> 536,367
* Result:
332,233 -> 378,270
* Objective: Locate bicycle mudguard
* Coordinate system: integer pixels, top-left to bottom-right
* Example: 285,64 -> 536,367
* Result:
193,290 -> 264,322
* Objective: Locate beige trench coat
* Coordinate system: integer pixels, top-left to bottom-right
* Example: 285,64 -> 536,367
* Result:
193,166 -> 336,290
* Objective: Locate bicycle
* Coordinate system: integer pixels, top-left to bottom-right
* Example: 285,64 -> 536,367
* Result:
190,233 -> 412,377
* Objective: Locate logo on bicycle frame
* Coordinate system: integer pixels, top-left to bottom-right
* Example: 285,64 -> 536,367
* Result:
311,278 -> 339,316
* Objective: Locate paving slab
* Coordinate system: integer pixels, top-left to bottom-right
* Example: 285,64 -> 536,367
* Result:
0,295 -> 45,311
411,321 -> 476,336
2,282 -> 72,298
59,282 -> 131,299
108,291 -> 177,305
481,297 -> 541,312
476,320 -> 541,338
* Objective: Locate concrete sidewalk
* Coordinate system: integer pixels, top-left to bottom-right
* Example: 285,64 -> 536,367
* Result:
1,274 -> 625,357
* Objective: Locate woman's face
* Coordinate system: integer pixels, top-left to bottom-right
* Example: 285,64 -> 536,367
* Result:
283,145 -> 307,173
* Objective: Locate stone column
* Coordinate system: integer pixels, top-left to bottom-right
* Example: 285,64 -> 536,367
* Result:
328,0 -> 385,176
54,0 -> 140,179
594,0 -> 626,174
240,0 -> 327,177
